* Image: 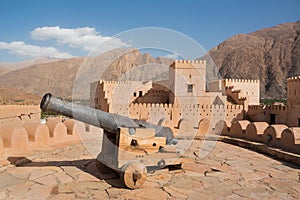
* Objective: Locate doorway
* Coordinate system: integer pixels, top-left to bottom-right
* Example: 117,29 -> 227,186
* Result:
270,114 -> 276,125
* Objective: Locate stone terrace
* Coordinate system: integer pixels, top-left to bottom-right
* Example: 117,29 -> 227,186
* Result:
0,140 -> 299,199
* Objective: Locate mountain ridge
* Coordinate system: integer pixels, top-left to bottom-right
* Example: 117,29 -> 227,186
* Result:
206,20 -> 300,98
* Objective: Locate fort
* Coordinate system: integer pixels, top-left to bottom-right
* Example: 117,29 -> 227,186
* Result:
90,60 -> 300,154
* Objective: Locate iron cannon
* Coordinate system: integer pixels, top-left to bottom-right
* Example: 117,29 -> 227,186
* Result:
40,93 -> 185,189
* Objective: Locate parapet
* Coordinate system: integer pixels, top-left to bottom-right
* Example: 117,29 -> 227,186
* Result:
174,60 -> 206,64
129,103 -> 242,111
130,103 -> 173,109
225,79 -> 260,84
248,105 -> 264,110
98,79 -> 146,85
287,76 -> 300,82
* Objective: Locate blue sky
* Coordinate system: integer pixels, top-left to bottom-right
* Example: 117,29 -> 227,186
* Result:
0,0 -> 300,62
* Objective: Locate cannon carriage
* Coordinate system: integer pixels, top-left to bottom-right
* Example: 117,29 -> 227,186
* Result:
40,93 -> 186,189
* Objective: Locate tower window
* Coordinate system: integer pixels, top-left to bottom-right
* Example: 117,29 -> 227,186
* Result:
133,92 -> 137,97
139,91 -> 143,97
187,84 -> 193,93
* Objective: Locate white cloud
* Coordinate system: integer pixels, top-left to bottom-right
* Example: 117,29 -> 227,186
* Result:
31,26 -> 129,52
0,41 -> 73,58
165,52 -> 180,60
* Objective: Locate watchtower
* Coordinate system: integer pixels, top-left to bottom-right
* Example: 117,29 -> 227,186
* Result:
169,60 -> 206,104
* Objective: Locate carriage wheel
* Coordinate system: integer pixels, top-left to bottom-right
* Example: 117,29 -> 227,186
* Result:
120,162 -> 147,189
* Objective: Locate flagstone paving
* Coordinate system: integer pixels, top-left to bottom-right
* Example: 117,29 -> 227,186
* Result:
0,140 -> 299,199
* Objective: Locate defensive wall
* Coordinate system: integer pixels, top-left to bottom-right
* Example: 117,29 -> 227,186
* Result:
0,105 -> 82,159
220,119 -> 300,154
248,76 -> 300,127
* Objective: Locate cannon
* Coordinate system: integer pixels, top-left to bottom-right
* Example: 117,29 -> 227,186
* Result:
40,93 -> 186,189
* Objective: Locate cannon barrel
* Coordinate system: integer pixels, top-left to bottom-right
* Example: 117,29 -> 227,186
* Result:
40,93 -> 177,145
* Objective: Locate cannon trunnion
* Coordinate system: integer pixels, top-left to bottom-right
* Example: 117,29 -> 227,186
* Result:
40,93 -> 184,189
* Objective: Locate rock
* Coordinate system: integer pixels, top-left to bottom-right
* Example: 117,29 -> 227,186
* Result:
163,185 -> 188,199
20,184 -> 53,200
121,188 -> 169,200
29,169 -> 55,180
0,172 -> 26,189
183,162 -> 210,174
233,187 -> 270,198
76,172 -> 100,182
56,181 -> 110,194
6,167 -> 36,179
6,182 -> 34,199
203,20 -> 300,98
169,173 -> 203,190
0,191 -> 6,199
35,174 -> 58,185
48,193 -> 76,200
53,171 -> 74,184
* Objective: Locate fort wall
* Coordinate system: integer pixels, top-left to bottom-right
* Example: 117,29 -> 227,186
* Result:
224,79 -> 260,107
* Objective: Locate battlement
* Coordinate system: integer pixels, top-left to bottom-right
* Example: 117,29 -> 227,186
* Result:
129,103 -> 173,109
174,60 -> 206,64
129,103 -> 242,110
287,76 -> 300,82
99,79 -> 147,85
266,105 -> 287,111
225,79 -> 259,84
248,105 -> 264,110
248,104 -> 287,111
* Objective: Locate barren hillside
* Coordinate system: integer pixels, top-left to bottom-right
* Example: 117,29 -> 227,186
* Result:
206,20 -> 300,98
0,49 -> 172,103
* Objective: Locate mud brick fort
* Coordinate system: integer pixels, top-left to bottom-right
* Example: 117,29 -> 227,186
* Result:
90,60 -> 300,154
0,60 -> 299,157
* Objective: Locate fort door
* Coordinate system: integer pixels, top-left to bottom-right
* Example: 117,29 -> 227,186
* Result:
270,114 -> 276,125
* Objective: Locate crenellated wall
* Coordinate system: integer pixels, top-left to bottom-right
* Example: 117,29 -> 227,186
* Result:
90,79 -> 153,112
248,76 -> 300,127
125,102 -> 243,137
223,120 -> 300,154
224,79 -> 260,108
0,116 -> 82,157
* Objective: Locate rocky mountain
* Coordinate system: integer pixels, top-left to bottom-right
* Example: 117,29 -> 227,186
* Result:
206,20 -> 300,98
0,49 -> 172,103
0,57 -> 60,76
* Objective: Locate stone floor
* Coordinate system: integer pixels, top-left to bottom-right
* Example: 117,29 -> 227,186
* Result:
0,140 -> 299,200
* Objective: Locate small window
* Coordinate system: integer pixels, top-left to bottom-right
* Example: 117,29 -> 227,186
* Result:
139,91 -> 143,97
187,84 -> 193,93
189,75 -> 192,78
133,92 -> 136,97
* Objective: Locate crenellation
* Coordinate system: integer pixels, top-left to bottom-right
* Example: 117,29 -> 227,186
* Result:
173,59 -> 206,65
225,78 -> 259,84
